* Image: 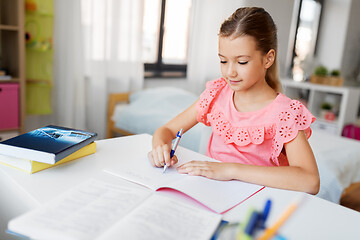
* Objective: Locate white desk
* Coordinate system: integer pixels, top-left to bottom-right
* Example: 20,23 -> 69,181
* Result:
1,134 -> 360,239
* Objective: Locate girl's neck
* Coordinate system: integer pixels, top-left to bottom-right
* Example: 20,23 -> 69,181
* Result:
233,81 -> 277,112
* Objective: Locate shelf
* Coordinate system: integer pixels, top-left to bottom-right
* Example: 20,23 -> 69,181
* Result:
25,10 -> 54,17
0,78 -> 21,83
282,79 -> 360,136
281,78 -> 351,94
0,0 -> 25,134
26,47 -> 53,53
0,127 -> 20,132
315,118 -> 338,126
0,25 -> 19,31
26,79 -> 52,85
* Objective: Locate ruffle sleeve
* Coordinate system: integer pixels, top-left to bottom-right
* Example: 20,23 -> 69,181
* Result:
270,99 -> 316,165
196,78 -> 227,125
206,108 -> 276,146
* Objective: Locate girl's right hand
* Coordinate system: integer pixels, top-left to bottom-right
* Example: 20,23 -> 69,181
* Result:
147,144 -> 178,168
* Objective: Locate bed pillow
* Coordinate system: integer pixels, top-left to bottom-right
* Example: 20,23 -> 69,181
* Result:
113,87 -> 208,152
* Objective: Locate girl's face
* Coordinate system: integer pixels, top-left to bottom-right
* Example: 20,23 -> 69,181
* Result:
218,35 -> 274,92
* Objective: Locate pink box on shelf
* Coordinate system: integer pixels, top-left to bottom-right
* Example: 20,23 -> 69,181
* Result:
0,83 -> 19,130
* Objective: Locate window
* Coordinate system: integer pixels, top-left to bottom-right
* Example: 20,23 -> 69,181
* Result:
142,0 -> 192,78
291,0 -> 323,81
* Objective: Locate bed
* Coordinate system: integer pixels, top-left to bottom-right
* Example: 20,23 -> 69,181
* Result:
107,87 -> 360,208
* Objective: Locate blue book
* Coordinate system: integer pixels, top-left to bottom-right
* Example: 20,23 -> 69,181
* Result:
0,125 -> 97,164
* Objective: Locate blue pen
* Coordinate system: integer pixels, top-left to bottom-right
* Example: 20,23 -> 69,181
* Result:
259,199 -> 272,229
163,128 -> 183,173
238,208 -> 260,240
244,210 -> 260,238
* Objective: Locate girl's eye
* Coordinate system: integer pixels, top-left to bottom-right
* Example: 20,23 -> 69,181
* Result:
220,60 -> 227,64
239,61 -> 248,65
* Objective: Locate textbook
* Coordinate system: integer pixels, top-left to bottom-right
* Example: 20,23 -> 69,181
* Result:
0,125 -> 97,164
0,142 -> 96,173
103,146 -> 264,214
7,179 -> 222,240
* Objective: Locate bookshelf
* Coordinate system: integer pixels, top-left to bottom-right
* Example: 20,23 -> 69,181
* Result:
0,0 -> 25,141
282,79 -> 360,136
24,0 -> 53,115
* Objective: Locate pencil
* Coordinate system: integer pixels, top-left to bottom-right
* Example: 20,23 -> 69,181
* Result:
257,202 -> 298,240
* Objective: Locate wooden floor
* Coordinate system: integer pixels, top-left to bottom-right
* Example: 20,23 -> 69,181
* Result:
340,182 -> 360,212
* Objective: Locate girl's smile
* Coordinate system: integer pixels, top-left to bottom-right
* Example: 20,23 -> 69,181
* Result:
228,79 -> 242,85
218,35 -> 274,93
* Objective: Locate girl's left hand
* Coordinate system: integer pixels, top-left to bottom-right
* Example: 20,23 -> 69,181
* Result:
177,161 -> 235,181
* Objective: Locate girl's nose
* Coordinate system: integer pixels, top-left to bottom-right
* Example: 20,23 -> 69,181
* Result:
227,63 -> 237,78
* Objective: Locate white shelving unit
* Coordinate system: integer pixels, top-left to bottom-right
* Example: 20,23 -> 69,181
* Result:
281,79 -> 360,136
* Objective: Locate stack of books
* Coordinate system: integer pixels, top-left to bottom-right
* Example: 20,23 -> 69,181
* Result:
0,125 -> 97,173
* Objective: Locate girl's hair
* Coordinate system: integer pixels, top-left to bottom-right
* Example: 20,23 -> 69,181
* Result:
219,7 -> 282,92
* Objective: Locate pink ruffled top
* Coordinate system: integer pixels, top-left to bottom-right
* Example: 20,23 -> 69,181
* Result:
196,78 -> 315,166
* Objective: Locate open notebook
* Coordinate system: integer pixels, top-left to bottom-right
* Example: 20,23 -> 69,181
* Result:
103,145 -> 264,214
8,179 -> 222,240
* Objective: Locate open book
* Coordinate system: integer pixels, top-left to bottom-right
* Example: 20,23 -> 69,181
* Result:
7,179 -> 221,240
103,146 -> 264,214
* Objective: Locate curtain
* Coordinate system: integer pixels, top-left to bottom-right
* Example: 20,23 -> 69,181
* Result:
53,0 -> 144,138
53,0 -> 86,129
82,0 -> 144,138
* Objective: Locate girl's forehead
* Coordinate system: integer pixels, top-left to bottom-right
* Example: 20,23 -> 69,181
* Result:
218,35 -> 258,56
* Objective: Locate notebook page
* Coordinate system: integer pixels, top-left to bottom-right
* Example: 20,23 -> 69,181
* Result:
103,147 -> 264,213
102,145 -> 219,190
165,176 -> 264,213
8,179 -> 151,240
103,155 -> 187,190
97,193 -> 222,240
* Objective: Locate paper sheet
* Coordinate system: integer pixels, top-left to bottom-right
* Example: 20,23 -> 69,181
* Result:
97,194 -> 221,240
103,148 -> 264,213
8,179 -> 222,240
8,179 -> 151,240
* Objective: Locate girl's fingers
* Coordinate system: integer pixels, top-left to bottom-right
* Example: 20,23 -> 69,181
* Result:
163,146 -> 171,167
156,146 -> 165,167
148,144 -> 181,169
170,155 -> 178,166
147,152 -> 155,166
150,150 -> 161,167
148,144 -> 172,168
177,161 -> 209,173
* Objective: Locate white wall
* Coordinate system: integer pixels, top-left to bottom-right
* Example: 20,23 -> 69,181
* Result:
340,0 -> 360,82
148,0 -> 296,93
311,0 -> 360,84
316,0 -> 351,71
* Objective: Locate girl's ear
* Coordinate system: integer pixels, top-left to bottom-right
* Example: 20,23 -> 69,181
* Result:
265,49 -> 275,69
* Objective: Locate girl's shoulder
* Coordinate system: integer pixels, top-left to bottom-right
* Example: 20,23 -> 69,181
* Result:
204,78 -> 227,89
196,78 -> 228,125
272,93 -> 313,121
265,93 -> 315,139
268,93 -> 316,164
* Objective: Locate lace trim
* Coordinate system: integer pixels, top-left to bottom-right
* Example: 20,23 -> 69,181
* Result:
196,78 -> 227,125
207,109 -> 276,145
196,78 -> 315,166
270,99 -> 315,164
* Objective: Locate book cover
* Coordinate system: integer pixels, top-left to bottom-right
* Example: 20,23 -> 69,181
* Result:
0,125 -> 97,164
0,142 -> 96,174
103,146 -> 264,214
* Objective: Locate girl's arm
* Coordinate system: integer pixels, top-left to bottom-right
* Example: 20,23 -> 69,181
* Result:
148,100 -> 199,168
177,130 -> 320,195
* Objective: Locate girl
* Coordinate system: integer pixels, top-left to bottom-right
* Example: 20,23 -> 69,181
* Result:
148,7 -> 320,194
